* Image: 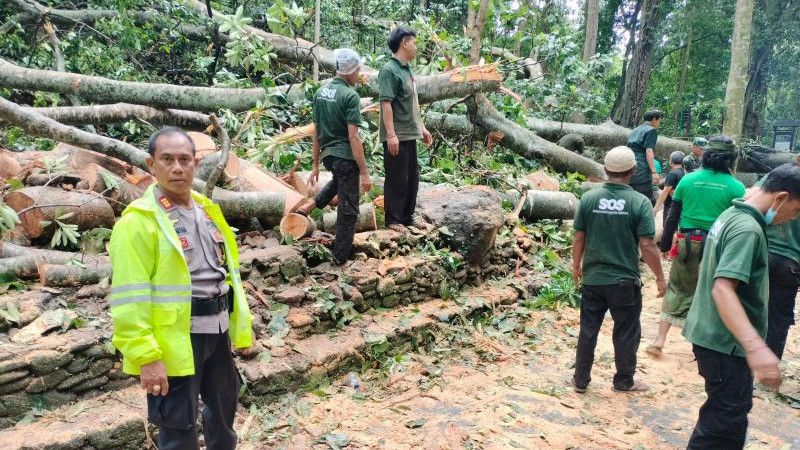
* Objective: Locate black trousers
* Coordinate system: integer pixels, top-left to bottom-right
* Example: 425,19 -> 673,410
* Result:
383,140 -> 419,226
630,181 -> 655,205
573,283 -> 642,390
766,252 -> 799,359
687,345 -> 753,450
314,156 -> 360,264
147,332 -> 240,450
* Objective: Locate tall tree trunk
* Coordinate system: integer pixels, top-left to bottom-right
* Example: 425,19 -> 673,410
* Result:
610,0 -> 643,121
312,0 -> 321,81
467,0 -> 492,64
613,0 -> 664,127
597,0 -> 625,55
582,0 -> 600,61
723,0 -> 755,142
742,0 -> 779,140
673,0 -> 694,135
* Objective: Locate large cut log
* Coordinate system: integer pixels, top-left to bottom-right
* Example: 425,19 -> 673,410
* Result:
523,116 -> 692,161
280,213 -> 317,240
17,103 -> 212,129
73,163 -> 148,215
505,190 -> 579,221
318,203 -> 377,234
38,262 -> 112,287
0,150 -> 22,180
0,242 -> 109,279
4,186 -> 116,238
737,146 -> 799,173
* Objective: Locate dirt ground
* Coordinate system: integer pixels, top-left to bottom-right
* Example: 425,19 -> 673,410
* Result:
237,268 -> 800,450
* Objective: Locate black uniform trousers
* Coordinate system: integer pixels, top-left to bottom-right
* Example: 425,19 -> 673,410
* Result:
630,181 -> 656,206
573,282 -> 642,390
147,332 -> 240,450
383,140 -> 419,226
314,156 -> 360,264
766,252 -> 799,359
687,344 -> 753,450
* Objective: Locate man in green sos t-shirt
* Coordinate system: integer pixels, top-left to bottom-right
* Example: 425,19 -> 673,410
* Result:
571,146 -> 666,394
299,49 -> 373,265
749,154 -> 800,360
683,163 -> 800,449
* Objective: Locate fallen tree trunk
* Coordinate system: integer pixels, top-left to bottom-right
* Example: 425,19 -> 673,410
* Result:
38,262 -> 112,287
505,190 -> 579,221
319,203 -> 378,234
4,186 -> 116,238
425,98 -> 606,179
523,116 -> 692,161
16,103 -> 212,129
191,179 -> 285,224
0,242 -> 109,279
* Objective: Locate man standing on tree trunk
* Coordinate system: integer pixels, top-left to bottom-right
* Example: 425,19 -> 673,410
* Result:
571,146 -> 666,394
684,163 -> 800,449
626,109 -> 663,204
647,135 -> 745,356
379,27 -> 433,233
298,48 -> 372,265
109,128 -> 254,450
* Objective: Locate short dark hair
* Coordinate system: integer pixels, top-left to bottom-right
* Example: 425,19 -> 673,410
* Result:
388,27 -> 417,53
605,167 -> 636,178
701,134 -> 737,173
762,163 -> 800,199
669,151 -> 685,165
643,110 -> 663,122
148,127 -> 195,157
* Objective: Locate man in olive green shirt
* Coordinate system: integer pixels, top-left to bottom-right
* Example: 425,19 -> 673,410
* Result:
648,135 -> 745,355
571,146 -> 666,394
300,49 -> 372,264
749,155 -> 800,360
378,27 -> 433,233
683,163 -> 800,449
682,137 -> 707,173
626,109 -> 663,204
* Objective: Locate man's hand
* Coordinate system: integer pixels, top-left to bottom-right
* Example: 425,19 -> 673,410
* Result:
387,135 -> 400,156
307,166 -> 320,187
747,346 -> 782,390
140,360 -> 169,396
571,265 -> 582,288
655,277 -> 667,297
422,129 -> 433,147
360,174 -> 373,193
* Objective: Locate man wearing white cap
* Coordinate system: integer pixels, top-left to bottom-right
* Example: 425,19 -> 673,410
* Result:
300,48 -> 372,264
571,146 -> 666,393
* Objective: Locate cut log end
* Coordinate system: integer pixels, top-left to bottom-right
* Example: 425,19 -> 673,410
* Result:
280,213 -> 316,239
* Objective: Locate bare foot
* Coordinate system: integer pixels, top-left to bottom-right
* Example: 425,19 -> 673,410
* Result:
645,344 -> 663,357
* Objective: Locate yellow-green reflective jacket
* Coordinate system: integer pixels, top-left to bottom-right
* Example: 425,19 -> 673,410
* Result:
109,184 -> 253,376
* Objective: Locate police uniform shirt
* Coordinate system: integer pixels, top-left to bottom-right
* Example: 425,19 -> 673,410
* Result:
156,187 -> 229,334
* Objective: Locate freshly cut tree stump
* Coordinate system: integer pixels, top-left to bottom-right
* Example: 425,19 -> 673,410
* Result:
319,204 -> 377,234
4,186 -> 115,238
0,150 -> 22,180
38,262 -> 112,287
188,131 -> 216,154
73,163 -> 147,215
280,213 -> 317,240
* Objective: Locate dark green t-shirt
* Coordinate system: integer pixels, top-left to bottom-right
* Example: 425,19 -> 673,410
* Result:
627,123 -> 658,187
683,201 -> 769,357
377,57 -> 423,142
573,183 -> 656,285
672,168 -> 745,231
755,175 -> 800,263
313,78 -> 362,161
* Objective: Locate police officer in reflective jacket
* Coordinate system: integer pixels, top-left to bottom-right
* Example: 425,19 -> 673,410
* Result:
109,127 -> 254,450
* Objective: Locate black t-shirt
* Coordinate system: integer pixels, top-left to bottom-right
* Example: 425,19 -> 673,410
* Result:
663,167 -> 685,213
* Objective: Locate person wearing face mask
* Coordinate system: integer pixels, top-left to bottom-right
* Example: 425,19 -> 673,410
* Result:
748,156 -> 800,360
683,162 -> 800,449
647,135 -> 745,356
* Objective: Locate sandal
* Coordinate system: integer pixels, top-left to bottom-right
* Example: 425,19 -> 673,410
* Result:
613,381 -> 649,393
645,345 -> 663,356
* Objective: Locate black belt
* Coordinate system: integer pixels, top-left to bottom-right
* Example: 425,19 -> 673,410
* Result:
678,228 -> 708,263
679,228 -> 708,236
191,292 -> 231,316
618,279 -> 642,287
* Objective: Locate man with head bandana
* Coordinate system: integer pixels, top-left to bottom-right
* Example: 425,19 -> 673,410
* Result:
646,135 -> 745,355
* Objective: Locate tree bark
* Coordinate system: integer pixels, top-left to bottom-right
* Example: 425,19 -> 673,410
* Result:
14,103 -> 212,129
613,0 -> 664,127
319,204 -> 377,234
505,190 -> 579,221
4,186 -> 116,239
723,0 -> 755,142
0,242 -> 109,279
582,0 -> 600,61
38,262 -> 112,287
466,0 -> 492,64
673,0 -> 694,134
610,0 -> 642,121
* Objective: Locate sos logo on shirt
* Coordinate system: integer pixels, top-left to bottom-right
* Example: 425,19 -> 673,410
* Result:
598,198 -> 626,211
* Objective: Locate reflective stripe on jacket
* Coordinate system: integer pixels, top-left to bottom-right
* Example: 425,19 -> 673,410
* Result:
109,184 -> 253,376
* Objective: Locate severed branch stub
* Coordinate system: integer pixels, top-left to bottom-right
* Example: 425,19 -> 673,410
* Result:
204,114 -> 230,198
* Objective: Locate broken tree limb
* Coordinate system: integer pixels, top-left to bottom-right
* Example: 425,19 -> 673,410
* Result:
319,203 -> 378,234
15,103 -> 212,129
504,190 -> 579,221
38,262 -> 112,287
523,116 -> 692,161
0,96 -> 150,170
191,179 -> 285,224
4,186 -> 116,239
0,242 -> 109,279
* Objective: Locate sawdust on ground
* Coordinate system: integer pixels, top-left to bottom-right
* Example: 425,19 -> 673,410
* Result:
237,267 -> 800,450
